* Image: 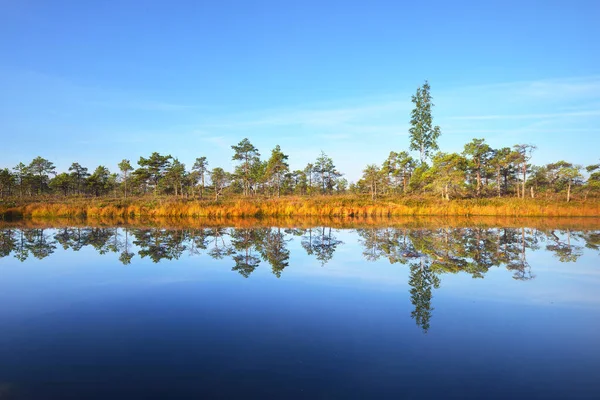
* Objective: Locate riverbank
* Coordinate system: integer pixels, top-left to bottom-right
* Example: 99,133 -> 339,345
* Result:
1,196 -> 600,219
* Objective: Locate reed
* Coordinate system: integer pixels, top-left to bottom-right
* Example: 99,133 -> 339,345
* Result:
2,195 -> 600,219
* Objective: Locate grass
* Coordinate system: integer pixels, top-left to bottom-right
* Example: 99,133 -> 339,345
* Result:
1,195 -> 600,220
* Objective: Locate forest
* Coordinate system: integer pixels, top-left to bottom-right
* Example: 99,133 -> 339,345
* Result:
1,82 -> 599,215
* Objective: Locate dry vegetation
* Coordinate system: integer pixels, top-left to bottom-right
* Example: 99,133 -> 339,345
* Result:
1,195 -> 599,220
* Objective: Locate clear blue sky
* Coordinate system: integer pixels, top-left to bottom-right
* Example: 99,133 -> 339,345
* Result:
1,0 -> 599,181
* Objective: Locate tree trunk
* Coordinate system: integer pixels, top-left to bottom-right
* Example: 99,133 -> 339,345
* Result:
567,183 -> 571,202
496,167 -> 501,197
200,173 -> 204,199
530,186 -> 534,199
522,165 -> 527,199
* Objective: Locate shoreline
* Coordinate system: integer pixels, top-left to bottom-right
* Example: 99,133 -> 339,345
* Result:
2,196 -> 600,219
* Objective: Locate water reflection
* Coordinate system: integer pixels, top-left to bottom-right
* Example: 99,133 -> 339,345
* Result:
1,225 -> 598,333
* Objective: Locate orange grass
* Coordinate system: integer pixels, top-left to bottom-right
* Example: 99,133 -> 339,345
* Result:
2,195 -> 600,220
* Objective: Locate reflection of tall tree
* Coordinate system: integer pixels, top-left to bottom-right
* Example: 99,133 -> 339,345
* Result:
230,229 -> 264,278
259,228 -> 290,278
408,258 -> 440,333
301,227 -> 343,266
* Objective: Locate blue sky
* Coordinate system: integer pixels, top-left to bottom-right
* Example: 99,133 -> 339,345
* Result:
1,0 -> 599,181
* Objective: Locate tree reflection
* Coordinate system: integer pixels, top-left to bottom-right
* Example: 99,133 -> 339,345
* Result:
301,227 -> 343,266
409,258 -> 440,333
1,224 -> 599,332
543,229 -> 583,263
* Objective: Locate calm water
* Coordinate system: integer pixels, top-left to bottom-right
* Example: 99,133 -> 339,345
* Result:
0,223 -> 599,399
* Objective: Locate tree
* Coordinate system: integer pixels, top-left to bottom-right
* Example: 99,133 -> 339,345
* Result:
463,138 -> 492,197
28,156 -> 56,195
555,162 -> 583,202
192,157 -> 209,199
265,145 -> 289,197
0,168 -> 15,197
118,159 -> 133,199
87,166 -> 111,197
49,173 -> 72,196
68,163 -> 89,195
13,162 -> 28,198
409,81 -> 442,163
313,151 -> 341,194
164,158 -> 186,197
362,164 -> 382,200
513,144 -> 536,199
210,167 -> 228,200
137,152 -> 173,195
304,163 -> 314,195
584,163 -> 600,200
424,152 -> 468,200
383,151 -> 416,194
231,138 -> 260,196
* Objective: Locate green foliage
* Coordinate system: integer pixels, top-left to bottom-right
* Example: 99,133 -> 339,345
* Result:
232,138 -> 260,196
409,81 -> 441,163
138,152 -> 173,195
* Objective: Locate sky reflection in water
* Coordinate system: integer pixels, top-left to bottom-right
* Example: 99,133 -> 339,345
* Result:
0,225 -> 599,399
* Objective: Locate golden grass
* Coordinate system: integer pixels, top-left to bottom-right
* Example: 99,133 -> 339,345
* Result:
1,195 -> 600,220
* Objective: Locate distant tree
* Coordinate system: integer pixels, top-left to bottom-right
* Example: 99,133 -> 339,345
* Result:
28,156 -> 56,195
424,152 -> 468,200
409,81 -> 442,163
192,157 -> 209,199
362,164 -> 382,200
265,145 -> 289,197
513,144 -> 536,198
165,159 -> 186,197
49,173 -> 72,196
231,138 -> 260,196
68,162 -> 89,195
137,152 -> 173,195
335,177 -> 348,193
584,163 -> 600,200
554,162 -> 583,202
118,159 -> 133,199
13,162 -> 28,198
292,170 -> 308,195
313,151 -> 341,194
0,168 -> 15,197
87,166 -> 111,197
463,138 -> 492,197
304,163 -> 314,195
210,167 -> 228,200
383,151 -> 416,194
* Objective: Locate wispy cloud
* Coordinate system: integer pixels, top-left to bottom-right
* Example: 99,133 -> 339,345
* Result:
450,109 -> 600,121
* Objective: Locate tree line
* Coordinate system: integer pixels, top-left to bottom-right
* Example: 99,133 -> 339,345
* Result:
1,81 -> 598,202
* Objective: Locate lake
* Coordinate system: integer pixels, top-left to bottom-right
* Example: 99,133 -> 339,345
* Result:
0,219 -> 599,399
